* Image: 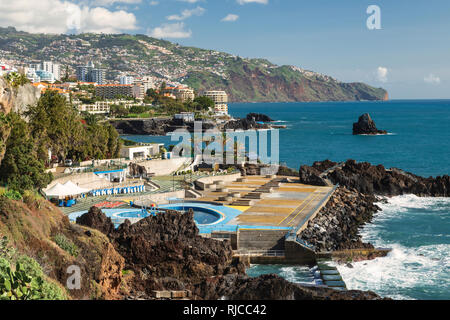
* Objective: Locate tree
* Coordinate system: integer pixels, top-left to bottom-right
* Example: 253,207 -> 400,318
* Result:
26,90 -> 122,163
194,96 -> 215,111
4,72 -> 30,88
110,104 -> 129,118
0,113 -> 52,194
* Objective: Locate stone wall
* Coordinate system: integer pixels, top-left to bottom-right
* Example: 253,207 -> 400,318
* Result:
237,229 -> 288,250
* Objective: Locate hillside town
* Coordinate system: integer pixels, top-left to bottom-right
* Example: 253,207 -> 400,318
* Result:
0,58 -> 230,116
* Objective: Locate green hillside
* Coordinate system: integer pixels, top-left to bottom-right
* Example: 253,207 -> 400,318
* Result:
0,27 -> 388,102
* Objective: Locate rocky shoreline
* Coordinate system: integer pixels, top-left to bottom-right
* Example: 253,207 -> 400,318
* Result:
76,206 -> 386,300
299,186 -> 379,252
298,159 -> 449,254
110,113 -> 277,136
300,159 -> 449,197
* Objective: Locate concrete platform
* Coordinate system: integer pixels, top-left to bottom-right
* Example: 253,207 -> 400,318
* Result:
194,175 -> 335,236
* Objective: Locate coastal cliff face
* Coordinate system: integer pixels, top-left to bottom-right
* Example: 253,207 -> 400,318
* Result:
192,64 -> 389,103
0,79 -> 13,164
0,80 -> 40,164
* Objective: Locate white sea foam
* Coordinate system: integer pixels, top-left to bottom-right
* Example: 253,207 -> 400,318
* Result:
337,195 -> 450,300
279,266 -> 315,285
337,243 -> 450,300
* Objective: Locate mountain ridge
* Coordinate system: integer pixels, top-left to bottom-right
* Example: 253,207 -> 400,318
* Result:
0,27 -> 388,102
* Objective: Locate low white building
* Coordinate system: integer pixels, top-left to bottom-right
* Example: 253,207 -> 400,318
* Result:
77,99 -> 146,114
120,144 -> 164,160
174,112 -> 195,122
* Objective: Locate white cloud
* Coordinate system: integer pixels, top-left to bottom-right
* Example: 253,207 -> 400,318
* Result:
0,0 -> 138,34
95,0 -> 142,5
376,66 -> 388,83
237,0 -> 268,4
424,74 -> 441,85
149,1 -> 159,5
148,22 -> 192,38
222,14 -> 239,22
167,6 -> 205,21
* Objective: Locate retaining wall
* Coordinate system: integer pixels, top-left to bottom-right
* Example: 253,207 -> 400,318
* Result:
237,229 -> 288,250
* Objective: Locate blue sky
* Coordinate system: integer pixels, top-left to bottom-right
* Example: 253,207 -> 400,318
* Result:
1,0 -> 449,99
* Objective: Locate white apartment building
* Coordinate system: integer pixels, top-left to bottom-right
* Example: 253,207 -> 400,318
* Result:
133,76 -> 154,98
42,61 -> 61,81
120,76 -> 134,85
29,61 -> 60,81
203,90 -> 229,115
77,100 -> 146,114
173,87 -> 195,102
25,68 -> 41,83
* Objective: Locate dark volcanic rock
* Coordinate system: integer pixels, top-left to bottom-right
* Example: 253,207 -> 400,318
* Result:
300,159 -> 450,197
223,117 -> 269,131
352,113 -> 387,135
129,162 -> 147,178
299,165 -> 329,186
111,119 -> 172,135
195,274 -> 386,300
76,206 -> 115,236
246,113 -> 273,122
108,209 -> 245,297
299,186 -> 379,251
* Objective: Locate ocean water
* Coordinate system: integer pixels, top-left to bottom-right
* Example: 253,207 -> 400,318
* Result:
246,264 -> 316,285
124,100 -> 450,177
124,100 -> 450,299
337,195 -> 450,300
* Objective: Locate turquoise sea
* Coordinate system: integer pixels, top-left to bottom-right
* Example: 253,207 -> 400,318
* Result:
123,100 -> 450,300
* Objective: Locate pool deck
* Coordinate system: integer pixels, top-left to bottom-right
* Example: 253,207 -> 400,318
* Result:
190,175 -> 335,234
66,175 -> 336,240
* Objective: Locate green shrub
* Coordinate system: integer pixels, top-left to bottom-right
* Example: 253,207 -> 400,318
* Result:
15,256 -> 68,300
1,189 -> 22,201
0,236 -> 68,300
54,234 -> 79,257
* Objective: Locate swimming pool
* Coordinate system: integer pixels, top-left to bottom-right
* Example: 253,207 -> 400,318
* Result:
159,205 -> 224,225
68,203 -> 226,228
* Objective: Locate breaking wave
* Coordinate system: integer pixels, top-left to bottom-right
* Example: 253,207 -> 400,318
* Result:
337,195 -> 450,300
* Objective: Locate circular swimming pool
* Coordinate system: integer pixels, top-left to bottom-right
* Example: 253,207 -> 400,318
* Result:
69,203 -> 225,228
160,205 -> 223,225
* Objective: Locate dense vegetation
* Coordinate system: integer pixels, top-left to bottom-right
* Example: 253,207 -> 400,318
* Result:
0,235 -> 68,300
109,89 -> 214,118
0,90 -> 122,194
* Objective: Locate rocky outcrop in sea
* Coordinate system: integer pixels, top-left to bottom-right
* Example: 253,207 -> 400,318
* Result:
300,159 -> 449,197
246,113 -> 274,122
352,113 -> 387,135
